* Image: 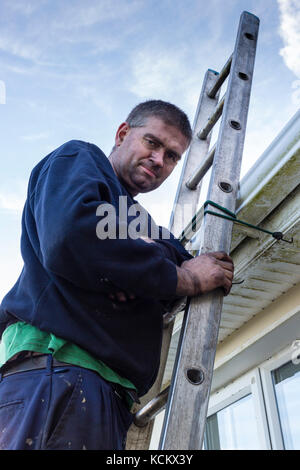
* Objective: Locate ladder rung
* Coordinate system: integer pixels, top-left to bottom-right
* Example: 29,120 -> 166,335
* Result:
134,386 -> 170,427
197,95 -> 225,140
178,206 -> 204,245
186,143 -> 216,190
207,54 -> 232,98
163,297 -> 188,327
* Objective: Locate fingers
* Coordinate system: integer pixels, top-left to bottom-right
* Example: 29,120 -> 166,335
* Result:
208,252 -> 234,296
209,252 -> 234,276
222,277 -> 233,296
109,292 -> 126,302
222,265 -> 234,296
217,260 -> 234,273
219,269 -> 233,296
109,291 -> 136,302
209,251 -> 233,264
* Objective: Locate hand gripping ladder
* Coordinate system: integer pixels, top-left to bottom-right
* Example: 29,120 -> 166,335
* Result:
126,11 -> 260,450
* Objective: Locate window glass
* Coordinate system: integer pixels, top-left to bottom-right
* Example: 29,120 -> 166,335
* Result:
272,360 -> 300,450
204,394 -> 261,449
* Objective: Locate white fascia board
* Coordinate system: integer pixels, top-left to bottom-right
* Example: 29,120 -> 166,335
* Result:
237,108 -> 300,212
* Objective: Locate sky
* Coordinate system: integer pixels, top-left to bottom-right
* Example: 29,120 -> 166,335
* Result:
0,0 -> 299,301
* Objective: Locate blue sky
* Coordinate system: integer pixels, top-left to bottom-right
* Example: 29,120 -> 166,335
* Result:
0,0 -> 299,300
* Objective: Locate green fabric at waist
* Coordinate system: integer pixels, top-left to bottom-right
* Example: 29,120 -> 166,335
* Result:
0,322 -> 136,395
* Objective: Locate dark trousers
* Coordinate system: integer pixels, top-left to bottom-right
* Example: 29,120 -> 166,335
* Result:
0,355 -> 133,450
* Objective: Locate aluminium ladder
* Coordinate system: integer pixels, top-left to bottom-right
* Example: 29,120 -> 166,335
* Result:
126,11 -> 259,450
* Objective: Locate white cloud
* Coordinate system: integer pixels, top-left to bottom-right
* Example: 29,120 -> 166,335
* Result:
128,46 -> 208,121
277,0 -> 300,78
291,79 -> 300,105
0,255 -> 23,302
2,63 -> 35,75
0,34 -> 41,61
0,80 -> 6,104
129,50 -> 184,98
0,0 -> 142,64
0,192 -> 25,214
0,180 -> 27,214
3,0 -> 47,16
21,132 -> 49,142
53,0 -> 142,29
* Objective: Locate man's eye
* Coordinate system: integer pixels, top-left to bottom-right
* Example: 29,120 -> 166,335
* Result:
144,138 -> 156,146
167,153 -> 178,162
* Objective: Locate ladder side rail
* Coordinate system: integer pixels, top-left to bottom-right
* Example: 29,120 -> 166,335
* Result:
159,11 -> 259,450
125,70 -> 220,450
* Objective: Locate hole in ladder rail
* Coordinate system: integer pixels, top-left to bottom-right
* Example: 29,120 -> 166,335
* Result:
244,32 -> 255,40
219,181 -> 233,193
238,72 -> 249,80
230,120 -> 241,130
186,368 -> 204,385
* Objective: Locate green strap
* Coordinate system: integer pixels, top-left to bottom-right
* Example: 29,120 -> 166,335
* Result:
203,200 -> 293,243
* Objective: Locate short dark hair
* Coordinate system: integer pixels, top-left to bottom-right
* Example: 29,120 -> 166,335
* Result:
125,99 -> 193,143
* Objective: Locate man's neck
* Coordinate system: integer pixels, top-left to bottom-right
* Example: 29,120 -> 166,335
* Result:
108,153 -> 138,198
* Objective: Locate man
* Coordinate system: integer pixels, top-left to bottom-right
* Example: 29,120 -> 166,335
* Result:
0,100 -> 234,450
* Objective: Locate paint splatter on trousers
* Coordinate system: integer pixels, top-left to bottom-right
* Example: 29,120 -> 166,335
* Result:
0,355 -> 133,450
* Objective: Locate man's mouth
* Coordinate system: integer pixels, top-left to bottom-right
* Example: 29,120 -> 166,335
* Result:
140,165 -> 157,178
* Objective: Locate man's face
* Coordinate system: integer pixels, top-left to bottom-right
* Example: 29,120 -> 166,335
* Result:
109,116 -> 190,196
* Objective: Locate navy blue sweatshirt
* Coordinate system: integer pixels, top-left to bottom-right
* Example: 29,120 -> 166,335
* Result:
0,140 -> 192,396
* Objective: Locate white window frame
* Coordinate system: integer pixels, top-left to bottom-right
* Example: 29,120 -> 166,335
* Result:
206,368 -> 271,449
150,344 -> 300,450
259,342 -> 300,450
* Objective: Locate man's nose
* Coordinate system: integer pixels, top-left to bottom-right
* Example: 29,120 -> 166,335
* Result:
149,149 -> 164,167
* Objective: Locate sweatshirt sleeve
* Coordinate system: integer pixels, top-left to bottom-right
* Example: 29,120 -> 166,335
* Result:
153,227 -> 193,265
32,145 -> 178,300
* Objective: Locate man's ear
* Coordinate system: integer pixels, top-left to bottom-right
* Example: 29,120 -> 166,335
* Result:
115,122 -> 130,147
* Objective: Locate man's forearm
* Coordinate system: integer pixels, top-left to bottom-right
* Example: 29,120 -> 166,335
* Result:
175,265 -> 197,297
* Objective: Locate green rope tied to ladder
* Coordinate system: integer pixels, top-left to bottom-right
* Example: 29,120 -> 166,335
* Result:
203,200 -> 293,243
